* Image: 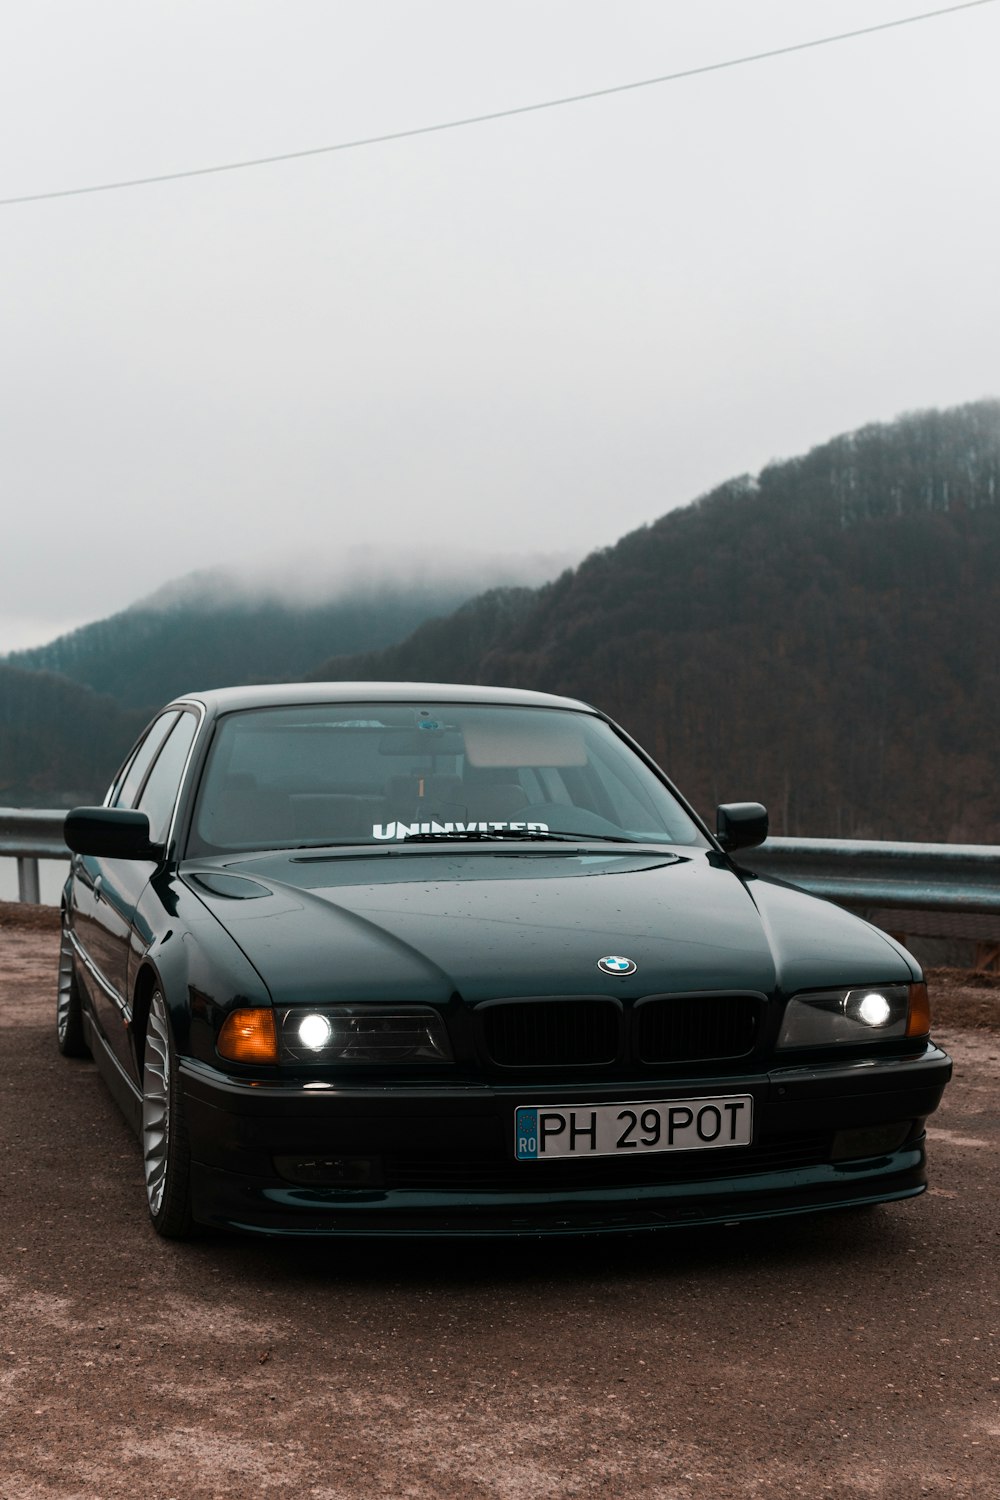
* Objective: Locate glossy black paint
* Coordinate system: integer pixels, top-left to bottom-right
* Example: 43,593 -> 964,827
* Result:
65,807 -> 157,860
716,801 -> 769,852
178,844 -> 917,1009
61,681 -> 952,1238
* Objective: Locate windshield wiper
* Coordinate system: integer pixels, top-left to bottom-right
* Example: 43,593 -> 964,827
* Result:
288,830 -> 673,851
291,840 -> 378,850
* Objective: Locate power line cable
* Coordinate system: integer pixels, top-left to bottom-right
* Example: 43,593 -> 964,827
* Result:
1,0 -> 994,209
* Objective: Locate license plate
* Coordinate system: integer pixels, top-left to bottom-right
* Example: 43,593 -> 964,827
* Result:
514,1095 -> 753,1160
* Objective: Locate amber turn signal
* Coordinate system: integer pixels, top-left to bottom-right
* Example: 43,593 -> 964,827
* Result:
906,982 -> 930,1037
218,1007 -> 279,1063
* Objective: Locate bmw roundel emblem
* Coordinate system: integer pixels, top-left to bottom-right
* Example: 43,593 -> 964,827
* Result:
598,954 -> 637,976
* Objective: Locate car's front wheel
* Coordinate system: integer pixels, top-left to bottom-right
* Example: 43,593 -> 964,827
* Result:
56,924 -> 90,1058
142,989 -> 195,1238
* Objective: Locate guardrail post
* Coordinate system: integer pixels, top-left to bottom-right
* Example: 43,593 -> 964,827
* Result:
17,857 -> 41,905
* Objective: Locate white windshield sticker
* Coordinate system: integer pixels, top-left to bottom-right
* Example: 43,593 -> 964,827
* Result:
372,820 -> 549,840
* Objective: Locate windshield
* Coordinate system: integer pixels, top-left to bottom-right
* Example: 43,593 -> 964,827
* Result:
186,702 -> 707,855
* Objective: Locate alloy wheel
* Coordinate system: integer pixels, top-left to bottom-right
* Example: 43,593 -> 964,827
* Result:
56,924 -> 89,1058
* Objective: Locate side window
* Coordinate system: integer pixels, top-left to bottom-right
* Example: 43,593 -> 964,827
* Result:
112,713 -> 179,809
135,713 -> 198,845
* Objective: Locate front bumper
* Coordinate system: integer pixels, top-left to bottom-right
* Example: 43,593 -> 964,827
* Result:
179,1044 -> 951,1236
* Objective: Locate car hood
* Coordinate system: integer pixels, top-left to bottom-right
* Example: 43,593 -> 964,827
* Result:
182,846 -> 914,1008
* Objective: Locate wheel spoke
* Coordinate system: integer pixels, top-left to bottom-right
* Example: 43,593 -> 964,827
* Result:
56,933 -> 74,1043
142,993 -> 172,1217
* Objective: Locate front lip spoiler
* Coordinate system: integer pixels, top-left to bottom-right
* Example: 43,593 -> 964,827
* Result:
189,1154 -> 928,1238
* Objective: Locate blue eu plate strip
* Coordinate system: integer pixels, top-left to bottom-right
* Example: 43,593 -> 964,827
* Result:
515,1107 -> 539,1160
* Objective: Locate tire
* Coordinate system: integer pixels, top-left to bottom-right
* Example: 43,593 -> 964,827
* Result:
56,924 -> 90,1058
142,989 -> 196,1238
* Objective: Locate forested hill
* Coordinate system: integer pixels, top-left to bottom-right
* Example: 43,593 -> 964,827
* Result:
0,559 -> 565,802
0,576 -> 491,803
3,574 -> 478,709
307,586 -> 538,686
326,401 -> 1000,842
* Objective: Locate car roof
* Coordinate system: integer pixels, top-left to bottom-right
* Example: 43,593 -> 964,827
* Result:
168,681 -> 599,717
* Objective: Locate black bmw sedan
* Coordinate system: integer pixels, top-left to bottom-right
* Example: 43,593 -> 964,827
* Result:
59,683 -> 951,1238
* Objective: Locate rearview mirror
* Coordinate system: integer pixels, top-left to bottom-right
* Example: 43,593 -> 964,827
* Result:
716,802 -> 768,853
65,807 -> 160,860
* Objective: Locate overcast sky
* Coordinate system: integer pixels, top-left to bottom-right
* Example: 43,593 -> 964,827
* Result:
2,0 -> 998,653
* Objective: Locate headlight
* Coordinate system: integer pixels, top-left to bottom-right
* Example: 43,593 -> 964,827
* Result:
279,1006 -> 453,1064
776,983 -> 929,1049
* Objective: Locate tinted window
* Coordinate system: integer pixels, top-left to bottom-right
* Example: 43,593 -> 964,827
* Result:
135,713 -> 198,844
112,712 -> 179,809
188,702 -> 705,854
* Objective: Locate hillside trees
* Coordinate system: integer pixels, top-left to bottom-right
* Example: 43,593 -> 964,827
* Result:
332,401 -> 1000,841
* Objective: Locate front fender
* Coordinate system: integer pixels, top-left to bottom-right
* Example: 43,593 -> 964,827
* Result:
129,868 -> 273,1066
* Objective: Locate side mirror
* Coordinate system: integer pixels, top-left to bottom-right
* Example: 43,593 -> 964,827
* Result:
65,807 -> 160,860
716,802 -> 768,853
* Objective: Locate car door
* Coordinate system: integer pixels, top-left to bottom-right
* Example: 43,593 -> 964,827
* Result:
71,712 -> 179,1050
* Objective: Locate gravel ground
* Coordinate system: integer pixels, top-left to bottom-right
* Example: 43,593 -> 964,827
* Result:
1,911 -> 998,1499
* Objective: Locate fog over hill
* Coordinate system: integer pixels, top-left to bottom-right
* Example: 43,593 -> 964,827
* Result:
325,401 -> 1000,842
0,548 -> 567,802
3,548 -> 567,709
134,546 -> 569,613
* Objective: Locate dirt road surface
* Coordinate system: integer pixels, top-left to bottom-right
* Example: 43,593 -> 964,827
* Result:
1,908 -> 998,1499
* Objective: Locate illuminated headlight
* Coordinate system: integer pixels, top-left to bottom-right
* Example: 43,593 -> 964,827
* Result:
279,1006 -> 453,1064
853,991 -> 892,1027
297,1013 -> 333,1051
776,984 -> 927,1048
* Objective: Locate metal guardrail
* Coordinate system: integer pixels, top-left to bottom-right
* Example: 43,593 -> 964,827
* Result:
1,810 -> 999,919
0,808 -> 71,904
739,837 -> 1000,915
